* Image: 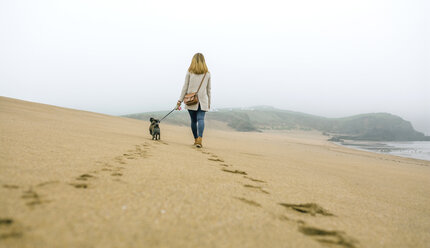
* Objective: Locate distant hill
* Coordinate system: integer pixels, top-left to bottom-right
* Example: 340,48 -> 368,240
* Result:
124,106 -> 430,141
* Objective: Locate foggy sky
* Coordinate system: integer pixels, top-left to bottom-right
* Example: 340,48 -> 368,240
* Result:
1,0 -> 429,134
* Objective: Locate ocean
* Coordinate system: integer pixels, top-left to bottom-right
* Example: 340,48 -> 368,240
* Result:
338,141 -> 430,162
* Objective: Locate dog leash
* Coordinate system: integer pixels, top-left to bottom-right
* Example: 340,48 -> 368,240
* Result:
159,107 -> 179,122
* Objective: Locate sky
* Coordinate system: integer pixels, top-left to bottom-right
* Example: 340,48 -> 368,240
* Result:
1,0 -> 429,134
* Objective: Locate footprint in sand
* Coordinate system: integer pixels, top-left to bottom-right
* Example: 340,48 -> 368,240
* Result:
222,168 -> 248,175
208,157 -> 225,162
0,218 -> 23,240
203,152 -> 230,167
70,183 -> 88,189
118,144 -> 150,161
36,181 -> 60,187
111,172 -> 123,177
2,184 -> 19,189
207,154 -> 224,162
243,176 -> 266,183
208,160 -> 229,167
76,174 -> 96,181
201,151 -> 255,178
137,151 -> 149,158
112,166 -> 125,172
234,197 -> 261,207
123,153 -> 137,160
21,188 -> 50,207
69,173 -> 96,188
298,225 -> 357,248
0,219 -> 13,225
279,203 -> 334,216
114,156 -> 127,165
200,150 -> 270,191
276,207 -> 357,247
243,184 -> 270,194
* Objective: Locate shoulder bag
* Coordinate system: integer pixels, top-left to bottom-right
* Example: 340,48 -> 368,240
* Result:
183,72 -> 207,106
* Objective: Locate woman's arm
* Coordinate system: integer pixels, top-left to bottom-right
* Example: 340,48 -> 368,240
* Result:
178,72 -> 190,103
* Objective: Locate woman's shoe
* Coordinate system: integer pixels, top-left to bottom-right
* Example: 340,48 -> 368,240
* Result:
196,137 -> 202,148
194,138 -> 198,145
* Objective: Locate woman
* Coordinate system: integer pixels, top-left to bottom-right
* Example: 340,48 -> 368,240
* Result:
176,53 -> 211,148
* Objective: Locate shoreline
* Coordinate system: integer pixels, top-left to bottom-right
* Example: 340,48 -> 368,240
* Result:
333,140 -> 430,162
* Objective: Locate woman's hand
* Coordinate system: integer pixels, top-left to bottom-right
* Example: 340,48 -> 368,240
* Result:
176,101 -> 182,110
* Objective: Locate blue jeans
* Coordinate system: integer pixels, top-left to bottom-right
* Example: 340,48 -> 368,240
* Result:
188,104 -> 206,138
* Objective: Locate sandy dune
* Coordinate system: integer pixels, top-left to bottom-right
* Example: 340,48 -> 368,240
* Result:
1,96 -> 429,248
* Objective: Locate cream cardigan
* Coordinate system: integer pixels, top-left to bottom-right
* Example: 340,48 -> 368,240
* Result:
178,71 -> 211,111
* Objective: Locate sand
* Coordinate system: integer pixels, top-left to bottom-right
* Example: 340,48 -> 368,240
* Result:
1,96 -> 429,248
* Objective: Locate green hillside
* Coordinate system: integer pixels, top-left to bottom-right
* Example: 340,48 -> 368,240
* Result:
124,106 -> 429,141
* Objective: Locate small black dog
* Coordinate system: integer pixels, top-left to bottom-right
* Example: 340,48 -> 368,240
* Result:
152,123 -> 160,140
149,117 -> 160,140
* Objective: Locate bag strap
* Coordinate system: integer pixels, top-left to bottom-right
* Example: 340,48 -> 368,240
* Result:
185,72 -> 191,93
195,72 -> 207,94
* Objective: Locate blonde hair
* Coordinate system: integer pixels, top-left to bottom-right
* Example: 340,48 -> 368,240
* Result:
188,53 -> 209,74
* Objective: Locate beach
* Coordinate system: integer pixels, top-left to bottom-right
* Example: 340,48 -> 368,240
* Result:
1,96 -> 430,248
